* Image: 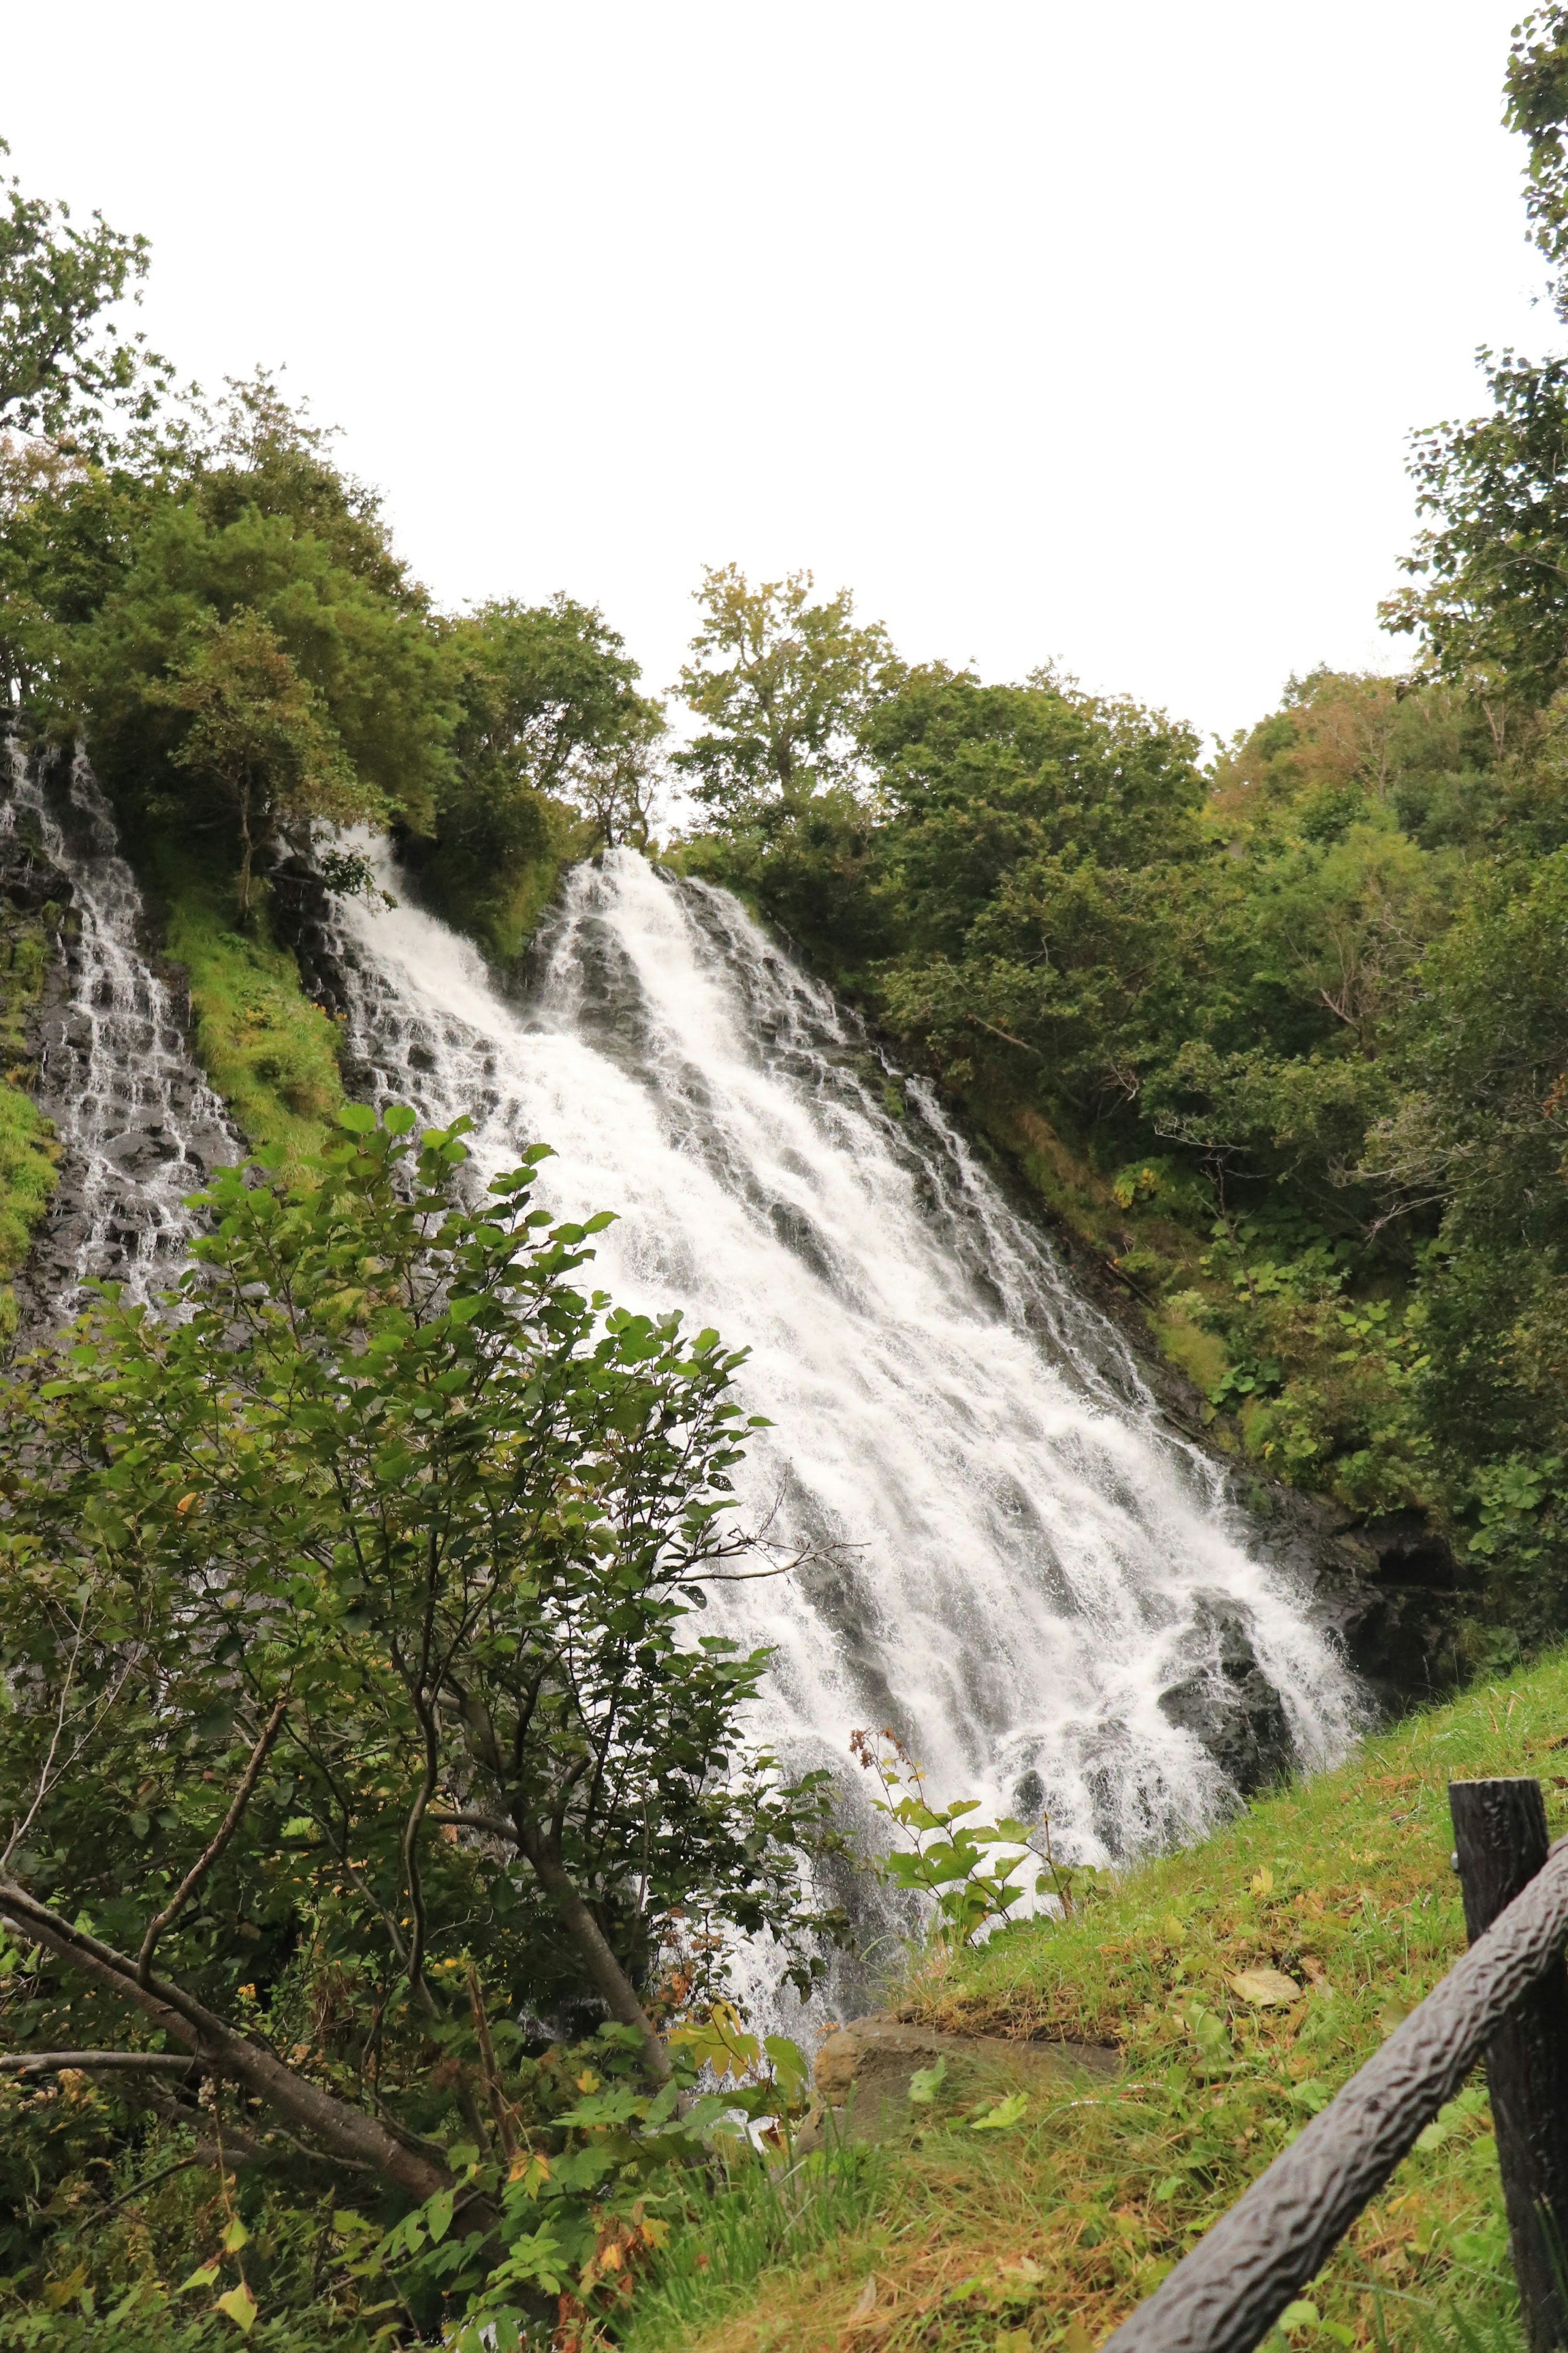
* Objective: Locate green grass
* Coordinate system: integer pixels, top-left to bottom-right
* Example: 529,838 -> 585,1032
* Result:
0,889 -> 62,1322
630,1655 -> 1568,2353
623,2139 -> 890,2351
144,839 -> 345,1163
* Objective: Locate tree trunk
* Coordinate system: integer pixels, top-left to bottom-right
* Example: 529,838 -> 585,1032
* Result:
236,774 -> 254,923
512,1823 -> 670,2084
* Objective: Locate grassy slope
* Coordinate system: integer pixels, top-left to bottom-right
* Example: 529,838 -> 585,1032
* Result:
141,837 -> 345,1161
633,1655 -> 1568,2353
0,893 -> 61,1324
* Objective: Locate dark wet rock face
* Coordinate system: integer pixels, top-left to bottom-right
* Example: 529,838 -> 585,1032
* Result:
0,829 -> 73,916
1158,1590 -> 1296,1797
269,856 -> 350,1018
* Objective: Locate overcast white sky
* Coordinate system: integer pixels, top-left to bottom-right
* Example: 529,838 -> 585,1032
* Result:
3,1 -> 1555,747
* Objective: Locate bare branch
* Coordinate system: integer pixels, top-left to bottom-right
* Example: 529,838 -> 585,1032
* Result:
0,2050 -> 202,2074
138,1690 -> 290,1985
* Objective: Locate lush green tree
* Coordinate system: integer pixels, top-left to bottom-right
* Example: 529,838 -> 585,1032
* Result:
1380,351 -> 1568,720
0,1108 -> 837,2139
869,663 -> 1206,940
673,565 -> 891,823
145,609 -> 375,921
1506,4 -> 1568,312
0,136 -> 173,448
1372,13 -> 1568,723
857,665 -> 1214,1124
1367,849 -> 1568,1263
430,593 -> 661,879
63,442 -> 455,839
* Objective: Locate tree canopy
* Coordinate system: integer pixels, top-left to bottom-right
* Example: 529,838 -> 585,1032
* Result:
0,135 -> 173,449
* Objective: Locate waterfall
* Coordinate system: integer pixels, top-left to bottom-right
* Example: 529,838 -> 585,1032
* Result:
1,743 -> 239,1307
326,843 -> 1363,1885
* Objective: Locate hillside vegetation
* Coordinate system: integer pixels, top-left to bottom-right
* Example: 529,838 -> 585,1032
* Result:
4,13 -> 1568,2351
624,1649 -> 1568,2353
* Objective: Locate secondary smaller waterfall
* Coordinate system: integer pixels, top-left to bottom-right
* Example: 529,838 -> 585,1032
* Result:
322,843 -> 1364,1890
1,743 -> 238,1305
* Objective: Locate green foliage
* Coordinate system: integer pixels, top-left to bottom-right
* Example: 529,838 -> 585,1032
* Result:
406,2018 -> 819,2350
408,593 -> 662,960
0,1104 -> 849,2341
1381,352 -> 1568,718
849,1729 -> 1098,1949
58,396 -> 456,844
673,564 -> 892,824
0,1106 -> 841,2043
1507,6 -> 1568,311
146,608 -> 373,921
0,136 -> 173,449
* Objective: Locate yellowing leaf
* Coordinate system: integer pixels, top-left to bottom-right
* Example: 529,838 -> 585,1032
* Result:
1279,2299 -> 1319,2332
177,2262 -> 221,2292
1227,1967 -> 1301,2007
219,2217 -> 250,2253
1063,2324 -> 1095,2353
575,2068 -> 600,2094
1162,1914 -> 1187,1943
216,2282 -> 258,2335
1249,1865 -> 1275,1899
176,1492 -> 200,1515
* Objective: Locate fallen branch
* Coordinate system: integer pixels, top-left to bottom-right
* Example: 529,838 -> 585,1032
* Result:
0,1876 -> 483,2214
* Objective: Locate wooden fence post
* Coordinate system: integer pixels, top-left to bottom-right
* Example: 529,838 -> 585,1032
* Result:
1451,1777 -> 1568,2351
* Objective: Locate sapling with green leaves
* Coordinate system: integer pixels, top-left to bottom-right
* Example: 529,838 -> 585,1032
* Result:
0,1105 -> 843,2261
851,1728 -> 1040,1948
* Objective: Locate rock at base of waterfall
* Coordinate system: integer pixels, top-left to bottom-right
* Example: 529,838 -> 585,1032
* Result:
796,2013 -> 1116,2151
1157,1591 -> 1295,1797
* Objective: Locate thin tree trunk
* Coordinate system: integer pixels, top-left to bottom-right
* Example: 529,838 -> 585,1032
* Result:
236,774 -> 254,923
511,1823 -> 670,2084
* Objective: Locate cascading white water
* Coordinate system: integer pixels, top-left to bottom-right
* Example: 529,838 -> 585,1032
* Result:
1,743 -> 239,1305
327,843 -> 1363,1882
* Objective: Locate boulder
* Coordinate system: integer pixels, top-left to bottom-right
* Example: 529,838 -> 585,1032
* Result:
797,2011 -> 1114,2150
0,832 -> 71,915
1158,1589 -> 1294,1795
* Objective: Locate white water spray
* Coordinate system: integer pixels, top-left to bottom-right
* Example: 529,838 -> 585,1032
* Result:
327,845 -> 1361,1881
2,744 -> 239,1305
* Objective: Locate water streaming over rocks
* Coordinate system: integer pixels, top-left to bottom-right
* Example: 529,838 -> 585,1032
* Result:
2,743 -> 239,1307
321,842 -> 1365,1896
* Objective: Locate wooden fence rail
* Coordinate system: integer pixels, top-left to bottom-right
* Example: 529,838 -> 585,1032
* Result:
1102,1778 -> 1568,2353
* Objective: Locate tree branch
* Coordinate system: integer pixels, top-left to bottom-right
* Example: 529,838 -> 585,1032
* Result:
138,1691 -> 290,1985
0,2050 -> 201,2074
0,1876 -> 472,2209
